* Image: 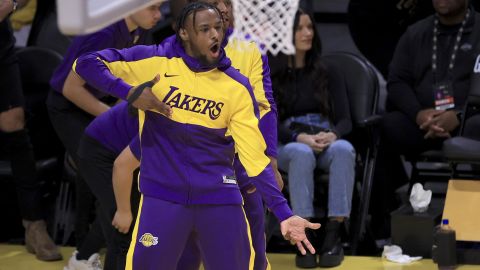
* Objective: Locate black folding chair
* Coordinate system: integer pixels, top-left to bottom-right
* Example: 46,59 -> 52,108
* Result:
443,57 -> 480,178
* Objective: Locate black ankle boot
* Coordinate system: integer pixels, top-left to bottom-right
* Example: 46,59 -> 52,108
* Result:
295,229 -> 317,268
318,220 -> 344,268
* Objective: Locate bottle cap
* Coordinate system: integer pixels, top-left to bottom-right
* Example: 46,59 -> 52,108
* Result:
442,219 -> 449,225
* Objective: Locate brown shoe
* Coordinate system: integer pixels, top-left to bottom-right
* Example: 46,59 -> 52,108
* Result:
23,220 -> 63,261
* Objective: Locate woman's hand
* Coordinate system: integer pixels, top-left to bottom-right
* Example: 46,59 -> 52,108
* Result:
314,131 -> 337,145
296,133 -> 329,152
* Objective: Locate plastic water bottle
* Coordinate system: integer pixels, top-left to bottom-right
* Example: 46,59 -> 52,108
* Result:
433,219 -> 457,270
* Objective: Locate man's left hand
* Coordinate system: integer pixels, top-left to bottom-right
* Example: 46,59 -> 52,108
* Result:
432,110 -> 459,133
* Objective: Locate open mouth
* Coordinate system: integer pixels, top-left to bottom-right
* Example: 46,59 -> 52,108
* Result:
209,43 -> 220,58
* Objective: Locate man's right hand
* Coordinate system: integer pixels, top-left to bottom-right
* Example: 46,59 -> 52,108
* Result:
127,74 -> 172,117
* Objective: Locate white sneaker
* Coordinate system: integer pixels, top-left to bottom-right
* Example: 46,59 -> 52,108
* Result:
63,250 -> 103,270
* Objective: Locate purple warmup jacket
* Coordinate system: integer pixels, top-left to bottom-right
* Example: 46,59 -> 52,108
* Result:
161,30 -> 278,191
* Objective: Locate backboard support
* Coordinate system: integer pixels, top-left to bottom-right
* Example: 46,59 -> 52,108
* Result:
56,0 -> 163,35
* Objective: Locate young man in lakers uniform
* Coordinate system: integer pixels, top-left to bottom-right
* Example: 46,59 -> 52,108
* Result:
74,3 -> 319,269
111,30 -> 279,270
165,1 -> 282,268
69,1 -> 279,269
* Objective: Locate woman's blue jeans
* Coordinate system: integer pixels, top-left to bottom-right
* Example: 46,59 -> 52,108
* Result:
277,140 -> 355,218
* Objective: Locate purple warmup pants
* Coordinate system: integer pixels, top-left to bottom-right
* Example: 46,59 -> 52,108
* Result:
176,188 -> 267,270
176,157 -> 269,270
126,196 -> 254,270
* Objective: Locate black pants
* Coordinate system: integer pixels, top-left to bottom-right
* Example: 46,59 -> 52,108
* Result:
0,57 -> 43,221
370,111 -> 480,239
78,135 -> 140,270
46,90 -> 104,252
0,129 -> 44,221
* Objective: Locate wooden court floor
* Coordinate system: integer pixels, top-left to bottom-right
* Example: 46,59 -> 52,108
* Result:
1,244 -> 480,270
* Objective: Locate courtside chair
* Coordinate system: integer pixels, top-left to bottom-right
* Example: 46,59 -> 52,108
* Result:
443,60 -> 480,178
321,52 -> 382,255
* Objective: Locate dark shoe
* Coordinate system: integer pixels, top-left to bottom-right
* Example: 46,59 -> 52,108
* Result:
296,249 -> 317,268
23,220 -> 63,261
318,220 -> 344,268
295,229 -> 318,268
318,241 -> 344,267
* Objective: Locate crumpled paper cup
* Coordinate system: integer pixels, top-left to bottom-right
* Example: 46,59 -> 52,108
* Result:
409,183 -> 432,213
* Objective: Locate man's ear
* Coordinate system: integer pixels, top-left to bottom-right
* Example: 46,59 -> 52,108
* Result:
178,28 -> 189,41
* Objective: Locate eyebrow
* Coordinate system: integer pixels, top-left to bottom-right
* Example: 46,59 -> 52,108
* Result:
196,19 -> 222,27
196,23 -> 211,28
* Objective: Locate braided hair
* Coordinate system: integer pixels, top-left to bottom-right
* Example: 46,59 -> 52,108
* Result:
175,2 -> 223,38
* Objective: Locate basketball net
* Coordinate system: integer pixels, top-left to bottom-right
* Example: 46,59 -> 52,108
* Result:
229,0 -> 300,55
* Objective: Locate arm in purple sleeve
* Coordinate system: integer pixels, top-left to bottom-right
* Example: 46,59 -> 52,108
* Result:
74,45 -> 158,100
234,159 -> 292,221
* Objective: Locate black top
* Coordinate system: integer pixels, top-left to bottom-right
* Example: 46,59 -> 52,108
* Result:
387,9 -> 480,122
273,66 -> 352,144
0,20 -> 16,64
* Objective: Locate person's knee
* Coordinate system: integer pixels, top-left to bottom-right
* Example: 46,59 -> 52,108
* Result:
0,107 -> 25,132
285,142 -> 316,165
329,140 -> 355,159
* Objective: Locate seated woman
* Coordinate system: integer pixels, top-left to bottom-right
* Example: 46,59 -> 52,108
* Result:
269,9 -> 356,268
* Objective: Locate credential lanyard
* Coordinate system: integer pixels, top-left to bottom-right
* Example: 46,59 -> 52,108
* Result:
432,9 -> 470,84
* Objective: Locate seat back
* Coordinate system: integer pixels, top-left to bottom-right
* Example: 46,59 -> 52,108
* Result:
321,52 -> 380,127
462,58 -> 480,133
469,59 -> 480,105
17,46 -> 62,87
442,55 -> 480,174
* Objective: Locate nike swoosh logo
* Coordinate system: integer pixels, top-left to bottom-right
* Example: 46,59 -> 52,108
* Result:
164,72 -> 179,77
